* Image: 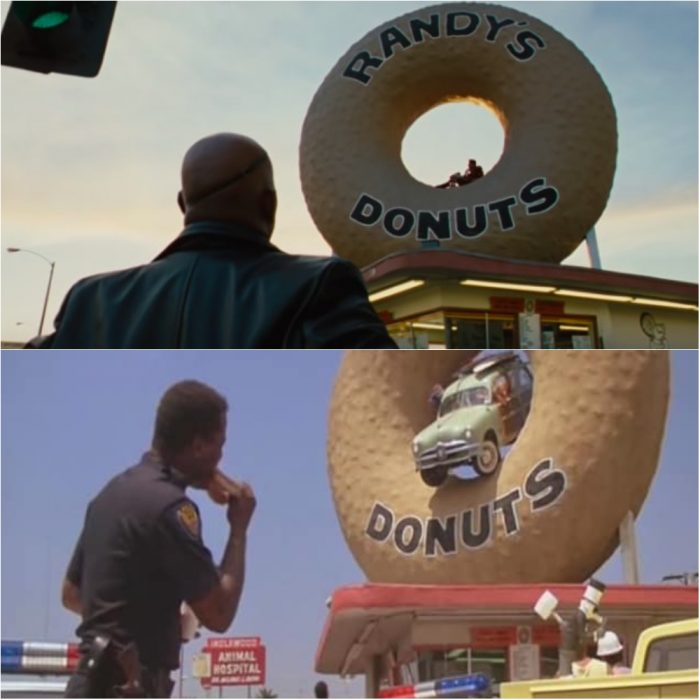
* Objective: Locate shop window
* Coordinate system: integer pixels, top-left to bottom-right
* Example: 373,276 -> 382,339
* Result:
386,310 -> 596,349
388,313 -> 448,348
539,646 -> 560,679
416,648 -> 508,684
469,650 -> 508,683
541,319 -> 596,349
447,316 -> 516,349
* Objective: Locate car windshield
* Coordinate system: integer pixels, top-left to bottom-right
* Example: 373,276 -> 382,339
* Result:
439,387 -> 490,416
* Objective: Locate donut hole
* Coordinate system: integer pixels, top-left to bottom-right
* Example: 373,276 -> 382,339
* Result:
450,465 -> 482,483
416,351 -> 532,486
401,101 -> 505,188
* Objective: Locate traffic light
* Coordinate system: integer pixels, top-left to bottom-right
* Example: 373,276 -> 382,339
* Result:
1,2 -> 116,78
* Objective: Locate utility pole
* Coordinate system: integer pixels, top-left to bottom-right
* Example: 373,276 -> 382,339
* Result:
662,572 -> 698,585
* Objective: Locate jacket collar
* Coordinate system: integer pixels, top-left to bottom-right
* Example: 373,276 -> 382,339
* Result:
153,221 -> 277,261
140,451 -> 189,490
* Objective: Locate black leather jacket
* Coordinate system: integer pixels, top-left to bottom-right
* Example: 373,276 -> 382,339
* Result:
35,222 -> 397,349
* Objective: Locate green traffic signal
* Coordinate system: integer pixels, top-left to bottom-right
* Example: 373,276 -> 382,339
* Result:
13,2 -> 73,29
32,11 -> 71,30
1,1 -> 116,77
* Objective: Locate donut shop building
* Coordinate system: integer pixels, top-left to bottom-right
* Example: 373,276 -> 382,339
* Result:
315,583 -> 697,697
362,251 -> 698,349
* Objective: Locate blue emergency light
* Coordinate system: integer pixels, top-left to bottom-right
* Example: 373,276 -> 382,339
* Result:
435,673 -> 490,697
2,641 -> 23,657
2,641 -> 23,673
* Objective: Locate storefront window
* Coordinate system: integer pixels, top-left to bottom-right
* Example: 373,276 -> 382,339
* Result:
416,648 -> 508,684
387,313 -> 448,348
469,650 -> 508,683
447,316 -> 515,348
539,646 -> 560,679
386,311 -> 597,349
541,318 -> 596,349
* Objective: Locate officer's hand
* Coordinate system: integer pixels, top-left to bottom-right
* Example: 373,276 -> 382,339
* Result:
226,482 -> 256,535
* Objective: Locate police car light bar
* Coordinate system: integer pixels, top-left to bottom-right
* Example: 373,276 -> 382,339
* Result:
1,640 -> 79,675
378,673 -> 491,699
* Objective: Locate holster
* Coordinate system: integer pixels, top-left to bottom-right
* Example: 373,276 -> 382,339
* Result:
112,642 -> 145,698
73,635 -> 172,698
83,635 -> 111,673
69,635 -> 122,698
113,642 -> 174,698
76,636 -> 144,698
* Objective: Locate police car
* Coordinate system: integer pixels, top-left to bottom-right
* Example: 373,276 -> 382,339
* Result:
0,680 -> 67,698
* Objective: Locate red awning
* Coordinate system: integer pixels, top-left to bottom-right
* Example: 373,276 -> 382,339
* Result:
315,583 -> 698,675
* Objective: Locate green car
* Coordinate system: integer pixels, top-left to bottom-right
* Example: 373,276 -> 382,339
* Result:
412,353 -> 533,486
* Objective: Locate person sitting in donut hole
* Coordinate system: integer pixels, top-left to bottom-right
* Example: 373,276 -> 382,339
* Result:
436,158 -> 484,189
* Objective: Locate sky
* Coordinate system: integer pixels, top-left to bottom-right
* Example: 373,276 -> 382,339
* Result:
1,349 -> 698,697
1,1 -> 698,343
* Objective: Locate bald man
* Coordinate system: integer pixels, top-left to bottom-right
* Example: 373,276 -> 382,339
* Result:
31,133 -> 396,349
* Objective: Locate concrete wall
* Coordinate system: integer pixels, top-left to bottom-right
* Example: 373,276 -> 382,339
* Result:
605,305 -> 697,349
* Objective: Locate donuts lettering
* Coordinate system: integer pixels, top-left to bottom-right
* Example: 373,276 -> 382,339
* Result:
350,178 -> 559,240
365,458 -> 567,556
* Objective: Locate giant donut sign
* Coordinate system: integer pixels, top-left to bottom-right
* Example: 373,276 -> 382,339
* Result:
300,3 -> 617,268
327,351 -> 669,584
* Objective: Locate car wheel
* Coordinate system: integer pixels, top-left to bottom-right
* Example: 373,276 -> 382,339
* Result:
474,436 -> 501,476
421,465 -> 448,487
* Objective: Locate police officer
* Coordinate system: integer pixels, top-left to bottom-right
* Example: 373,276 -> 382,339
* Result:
61,380 -> 256,698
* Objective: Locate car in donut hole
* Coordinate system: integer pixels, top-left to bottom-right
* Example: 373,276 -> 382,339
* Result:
412,352 -> 533,487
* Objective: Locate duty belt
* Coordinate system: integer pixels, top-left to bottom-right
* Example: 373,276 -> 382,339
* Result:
77,635 -> 173,698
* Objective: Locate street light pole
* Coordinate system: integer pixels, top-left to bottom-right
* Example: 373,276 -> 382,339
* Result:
38,260 -> 56,337
6,247 -> 56,336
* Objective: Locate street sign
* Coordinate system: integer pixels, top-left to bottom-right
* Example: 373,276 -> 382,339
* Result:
509,643 -> 540,681
205,637 -> 260,650
202,638 -> 266,687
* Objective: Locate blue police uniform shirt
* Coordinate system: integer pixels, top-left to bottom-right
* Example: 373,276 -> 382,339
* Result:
66,453 -> 220,669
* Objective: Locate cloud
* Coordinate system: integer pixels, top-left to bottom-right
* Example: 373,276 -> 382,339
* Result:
565,196 -> 698,281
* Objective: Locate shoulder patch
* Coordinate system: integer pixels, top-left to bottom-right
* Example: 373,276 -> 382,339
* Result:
176,502 -> 201,539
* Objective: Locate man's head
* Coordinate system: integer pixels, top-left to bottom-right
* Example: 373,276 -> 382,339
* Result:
177,133 -> 277,239
152,380 -> 228,487
314,681 -> 329,698
468,159 -> 477,168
